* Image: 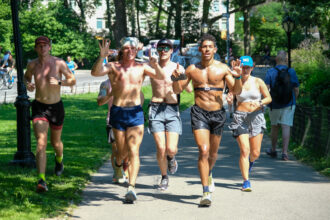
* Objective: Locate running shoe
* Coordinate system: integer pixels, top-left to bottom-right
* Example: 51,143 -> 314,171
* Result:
208,174 -> 215,193
125,186 -> 137,203
200,192 -> 212,207
168,156 -> 178,174
266,148 -> 277,158
282,153 -> 289,161
113,163 -> 125,184
158,177 -> 169,190
241,180 -> 252,192
36,179 -> 48,193
54,157 -> 64,176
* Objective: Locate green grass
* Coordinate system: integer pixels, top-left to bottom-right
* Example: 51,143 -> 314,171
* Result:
0,85 -> 194,219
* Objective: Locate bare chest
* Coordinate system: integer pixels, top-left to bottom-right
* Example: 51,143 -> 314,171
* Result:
33,63 -> 60,84
111,66 -> 144,86
191,67 -> 226,86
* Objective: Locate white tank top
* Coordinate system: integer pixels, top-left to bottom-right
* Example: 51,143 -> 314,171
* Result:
236,76 -> 261,103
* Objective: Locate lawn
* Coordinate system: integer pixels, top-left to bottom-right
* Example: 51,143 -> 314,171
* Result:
0,85 -> 194,219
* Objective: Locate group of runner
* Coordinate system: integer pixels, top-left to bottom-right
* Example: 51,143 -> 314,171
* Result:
24,34 -> 271,207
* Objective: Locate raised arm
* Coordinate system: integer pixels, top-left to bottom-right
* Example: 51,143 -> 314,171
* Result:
91,39 -> 112,77
172,63 -> 191,94
225,59 -> 242,95
143,55 -> 165,80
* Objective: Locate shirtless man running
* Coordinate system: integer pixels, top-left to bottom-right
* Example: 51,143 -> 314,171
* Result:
91,37 -> 165,203
172,34 -> 242,206
149,38 -> 192,190
24,36 -> 76,192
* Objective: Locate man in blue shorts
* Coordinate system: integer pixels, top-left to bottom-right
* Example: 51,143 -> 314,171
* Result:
91,37 -> 165,203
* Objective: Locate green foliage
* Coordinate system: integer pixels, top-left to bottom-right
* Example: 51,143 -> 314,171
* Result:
292,40 -> 330,106
0,0 -> 13,54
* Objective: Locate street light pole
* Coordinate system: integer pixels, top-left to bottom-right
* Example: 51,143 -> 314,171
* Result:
10,0 -> 35,167
282,16 -> 295,68
226,0 -> 230,66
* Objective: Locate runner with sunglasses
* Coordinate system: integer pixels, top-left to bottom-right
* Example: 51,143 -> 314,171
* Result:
148,39 -> 192,190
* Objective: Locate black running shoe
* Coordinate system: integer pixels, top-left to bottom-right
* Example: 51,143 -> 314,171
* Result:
36,179 -> 48,193
158,177 -> 169,190
168,157 -> 178,174
55,157 -> 64,176
266,148 -> 277,158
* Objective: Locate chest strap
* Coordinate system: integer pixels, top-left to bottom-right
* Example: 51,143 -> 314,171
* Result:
194,87 -> 224,91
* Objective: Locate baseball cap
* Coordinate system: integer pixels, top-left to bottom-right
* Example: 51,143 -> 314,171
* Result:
157,38 -> 173,48
240,56 -> 253,67
35,36 -> 50,46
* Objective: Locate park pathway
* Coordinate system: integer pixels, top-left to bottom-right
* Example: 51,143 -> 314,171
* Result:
70,101 -> 330,219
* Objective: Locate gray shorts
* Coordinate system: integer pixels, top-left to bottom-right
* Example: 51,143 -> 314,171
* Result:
148,102 -> 182,134
229,110 -> 266,138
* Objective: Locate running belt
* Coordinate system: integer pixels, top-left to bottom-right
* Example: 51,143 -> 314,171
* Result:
194,87 -> 224,91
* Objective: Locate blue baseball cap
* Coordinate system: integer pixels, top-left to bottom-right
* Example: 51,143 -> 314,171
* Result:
240,56 -> 253,67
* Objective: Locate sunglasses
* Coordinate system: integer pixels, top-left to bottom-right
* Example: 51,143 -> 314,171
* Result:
157,46 -> 171,52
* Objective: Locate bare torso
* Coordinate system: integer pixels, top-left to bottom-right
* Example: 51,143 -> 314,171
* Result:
150,61 -> 181,104
188,61 -> 229,111
29,57 -> 63,104
108,61 -> 145,107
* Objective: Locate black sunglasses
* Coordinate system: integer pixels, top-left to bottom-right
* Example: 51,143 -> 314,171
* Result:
157,46 -> 171,52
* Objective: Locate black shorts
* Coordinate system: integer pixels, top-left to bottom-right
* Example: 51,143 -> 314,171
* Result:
31,100 -> 65,130
190,105 -> 226,136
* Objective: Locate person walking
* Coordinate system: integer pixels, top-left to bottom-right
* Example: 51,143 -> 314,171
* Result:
172,34 -> 242,206
66,56 -> 78,93
24,36 -> 76,192
91,37 -> 165,203
228,56 -> 272,191
148,38 -> 192,191
265,50 -> 299,161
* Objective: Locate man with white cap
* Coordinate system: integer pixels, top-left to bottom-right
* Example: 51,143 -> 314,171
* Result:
91,37 -> 165,203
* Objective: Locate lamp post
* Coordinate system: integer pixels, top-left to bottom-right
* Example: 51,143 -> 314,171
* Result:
282,16 -> 295,68
201,23 -> 208,36
226,0 -> 230,66
10,0 -> 35,167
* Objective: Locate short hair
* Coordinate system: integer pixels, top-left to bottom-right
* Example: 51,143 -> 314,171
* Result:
199,34 -> 217,47
276,50 -> 287,63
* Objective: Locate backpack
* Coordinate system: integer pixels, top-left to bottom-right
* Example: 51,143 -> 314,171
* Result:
270,67 -> 293,108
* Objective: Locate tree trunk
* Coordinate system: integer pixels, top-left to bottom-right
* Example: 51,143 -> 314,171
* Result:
155,0 -> 163,38
202,0 -> 212,24
243,5 -> 251,55
105,0 -> 113,40
76,0 -> 86,23
174,0 -> 183,39
131,0 -> 136,36
114,0 -> 128,47
63,0 -> 69,8
166,3 -> 174,38
136,0 -> 141,38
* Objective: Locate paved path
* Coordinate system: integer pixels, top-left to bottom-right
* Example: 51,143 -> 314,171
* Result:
70,106 -> 330,220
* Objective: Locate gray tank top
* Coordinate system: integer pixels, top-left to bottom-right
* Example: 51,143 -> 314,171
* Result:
236,76 -> 261,103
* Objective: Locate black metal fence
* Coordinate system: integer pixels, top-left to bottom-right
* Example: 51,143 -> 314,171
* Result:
292,104 -> 330,157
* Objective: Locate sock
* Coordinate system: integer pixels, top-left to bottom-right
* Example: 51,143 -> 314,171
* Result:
209,170 -> 212,176
162,175 -> 168,180
123,162 -> 129,171
55,155 -> 63,163
249,160 -> 255,172
167,155 -> 173,161
115,161 -> 122,167
203,186 -> 210,193
128,184 -> 135,189
39,173 -> 46,181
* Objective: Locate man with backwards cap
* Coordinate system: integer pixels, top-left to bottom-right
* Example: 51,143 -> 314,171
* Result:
148,38 -> 192,190
24,36 -> 76,193
172,34 -> 243,206
91,37 -> 165,203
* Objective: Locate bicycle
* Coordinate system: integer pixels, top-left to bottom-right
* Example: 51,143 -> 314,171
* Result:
0,68 -> 15,90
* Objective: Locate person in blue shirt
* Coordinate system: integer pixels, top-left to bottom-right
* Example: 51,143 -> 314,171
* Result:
1,50 -> 11,69
66,56 -> 78,92
264,50 -> 299,161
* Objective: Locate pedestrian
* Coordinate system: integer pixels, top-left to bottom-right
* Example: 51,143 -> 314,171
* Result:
24,36 -> 76,192
66,56 -> 78,93
228,56 -> 272,191
148,38 -> 192,191
97,79 -> 145,184
172,34 -> 243,206
265,50 -> 299,161
91,37 -> 165,203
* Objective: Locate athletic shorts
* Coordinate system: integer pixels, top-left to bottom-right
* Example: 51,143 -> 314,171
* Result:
110,105 -> 144,131
106,124 -> 115,144
148,102 -> 182,134
229,110 -> 266,138
31,100 -> 65,130
190,105 -> 226,136
269,105 -> 296,127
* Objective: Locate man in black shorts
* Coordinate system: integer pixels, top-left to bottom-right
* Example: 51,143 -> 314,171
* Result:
24,36 -> 76,192
172,34 -> 242,206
